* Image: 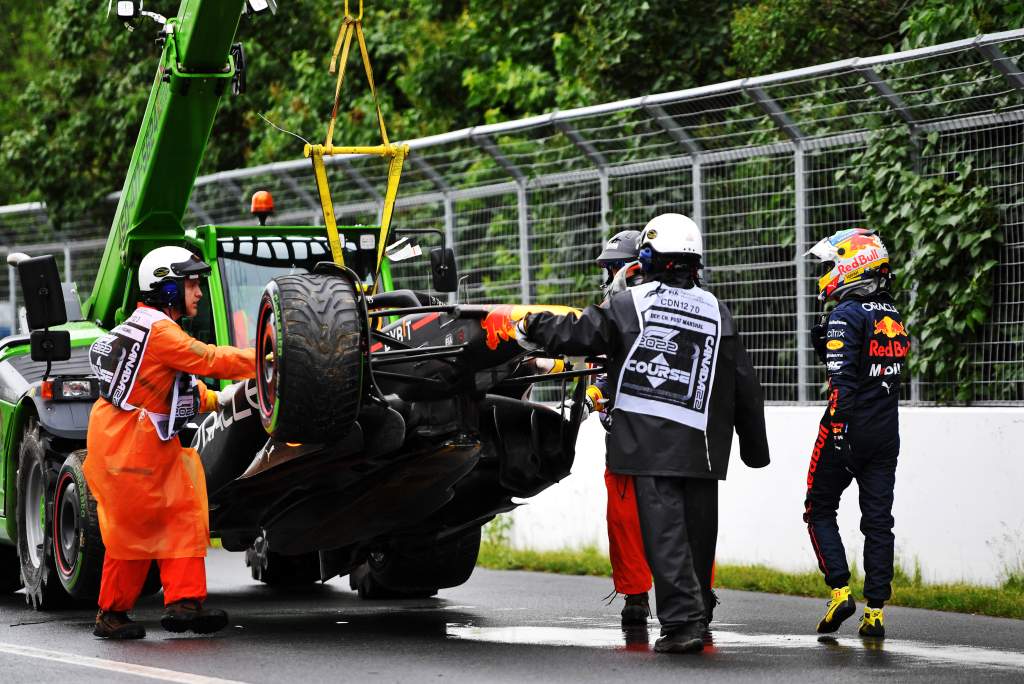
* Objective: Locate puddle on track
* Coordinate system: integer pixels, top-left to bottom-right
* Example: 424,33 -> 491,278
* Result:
445,624 -> 1024,671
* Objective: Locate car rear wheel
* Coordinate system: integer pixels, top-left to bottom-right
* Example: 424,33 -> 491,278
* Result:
16,419 -> 68,610
52,450 -> 104,601
255,274 -> 364,443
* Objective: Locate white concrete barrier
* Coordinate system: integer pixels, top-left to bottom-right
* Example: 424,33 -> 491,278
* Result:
509,406 -> 1024,586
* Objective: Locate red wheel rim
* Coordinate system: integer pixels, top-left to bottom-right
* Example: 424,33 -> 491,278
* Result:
52,471 -> 78,578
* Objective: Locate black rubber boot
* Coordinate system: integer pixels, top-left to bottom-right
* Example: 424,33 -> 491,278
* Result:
653,622 -> 704,654
621,592 -> 651,626
94,610 -> 146,639
161,599 -> 229,634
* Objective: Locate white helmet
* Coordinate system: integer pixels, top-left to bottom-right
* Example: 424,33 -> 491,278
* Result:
138,246 -> 210,309
637,213 -> 703,275
638,213 -> 702,259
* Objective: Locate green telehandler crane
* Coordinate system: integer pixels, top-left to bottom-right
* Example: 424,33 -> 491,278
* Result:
87,0 -> 250,329
0,0 -> 587,611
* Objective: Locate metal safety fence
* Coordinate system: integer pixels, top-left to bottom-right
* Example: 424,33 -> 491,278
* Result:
2,30 -> 1024,404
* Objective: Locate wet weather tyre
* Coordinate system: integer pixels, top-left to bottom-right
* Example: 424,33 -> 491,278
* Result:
16,419 -> 69,610
0,544 -> 21,594
256,274 -> 364,443
52,450 -> 104,601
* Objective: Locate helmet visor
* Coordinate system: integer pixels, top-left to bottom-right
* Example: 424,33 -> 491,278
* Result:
171,254 -> 211,280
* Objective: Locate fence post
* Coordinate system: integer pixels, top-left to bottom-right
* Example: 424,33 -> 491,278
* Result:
63,245 -> 72,283
443,193 -> 456,304
8,265 -> 17,336
598,170 -> 610,236
794,147 -> 810,402
517,181 -> 531,304
691,158 -> 703,232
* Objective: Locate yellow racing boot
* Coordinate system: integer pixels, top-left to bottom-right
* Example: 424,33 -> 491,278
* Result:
816,585 -> 856,633
858,607 -> 885,638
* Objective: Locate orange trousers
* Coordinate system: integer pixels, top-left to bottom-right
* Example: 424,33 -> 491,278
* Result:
98,556 -> 207,612
605,469 -> 653,595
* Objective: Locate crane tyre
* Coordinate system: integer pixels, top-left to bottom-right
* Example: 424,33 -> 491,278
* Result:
16,420 -> 70,610
52,450 -> 104,601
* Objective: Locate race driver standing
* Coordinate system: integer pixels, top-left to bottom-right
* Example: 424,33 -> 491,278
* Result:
86,246 -> 256,639
517,213 -> 770,653
803,228 -> 909,639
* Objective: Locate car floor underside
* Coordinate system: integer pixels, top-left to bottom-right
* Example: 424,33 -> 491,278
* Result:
197,380 -> 576,577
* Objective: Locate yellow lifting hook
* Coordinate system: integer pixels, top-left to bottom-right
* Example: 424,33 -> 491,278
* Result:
304,0 -> 408,274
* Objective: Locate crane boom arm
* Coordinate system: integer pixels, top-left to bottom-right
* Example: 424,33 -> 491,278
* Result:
83,0 -> 245,327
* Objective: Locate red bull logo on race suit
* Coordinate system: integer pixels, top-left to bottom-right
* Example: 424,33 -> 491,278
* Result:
873,316 -> 907,338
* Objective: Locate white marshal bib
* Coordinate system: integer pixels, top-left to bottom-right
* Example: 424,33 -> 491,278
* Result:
614,281 -> 722,432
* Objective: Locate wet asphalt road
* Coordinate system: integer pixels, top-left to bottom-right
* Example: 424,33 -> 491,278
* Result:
1,548 -> 1023,683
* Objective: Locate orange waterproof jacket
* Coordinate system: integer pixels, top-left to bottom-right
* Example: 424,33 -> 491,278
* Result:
85,306 -> 255,560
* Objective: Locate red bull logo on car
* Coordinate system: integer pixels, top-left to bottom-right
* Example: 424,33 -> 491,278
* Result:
479,304 -> 579,350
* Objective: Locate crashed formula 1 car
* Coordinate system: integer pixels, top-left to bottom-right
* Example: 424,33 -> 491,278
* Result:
0,0 -> 592,609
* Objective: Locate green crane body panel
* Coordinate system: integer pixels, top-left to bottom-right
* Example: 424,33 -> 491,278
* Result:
84,0 -> 245,329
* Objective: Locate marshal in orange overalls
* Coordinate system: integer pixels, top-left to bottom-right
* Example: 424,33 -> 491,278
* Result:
85,306 -> 255,611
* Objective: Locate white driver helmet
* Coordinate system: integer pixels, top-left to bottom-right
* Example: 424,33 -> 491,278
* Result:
138,246 -> 210,292
638,213 -> 703,260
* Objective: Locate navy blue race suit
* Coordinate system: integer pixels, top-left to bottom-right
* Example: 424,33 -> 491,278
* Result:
804,292 -> 909,605
525,276 -> 769,632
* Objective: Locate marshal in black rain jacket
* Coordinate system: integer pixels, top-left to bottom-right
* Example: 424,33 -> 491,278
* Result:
525,280 -> 770,479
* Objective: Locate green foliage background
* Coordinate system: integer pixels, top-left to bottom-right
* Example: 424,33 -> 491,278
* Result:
0,1 -> 1021,401
3,0 -> 1022,232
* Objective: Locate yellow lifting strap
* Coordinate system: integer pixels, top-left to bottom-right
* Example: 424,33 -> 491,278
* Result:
305,0 -> 407,273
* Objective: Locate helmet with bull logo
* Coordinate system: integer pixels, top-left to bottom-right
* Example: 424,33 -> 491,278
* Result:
805,228 -> 893,302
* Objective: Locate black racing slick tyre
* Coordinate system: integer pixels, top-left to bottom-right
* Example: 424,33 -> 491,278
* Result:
52,450 -> 104,601
256,274 -> 364,443
16,419 -> 68,610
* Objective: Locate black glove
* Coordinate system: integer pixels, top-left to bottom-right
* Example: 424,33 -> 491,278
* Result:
830,421 -> 857,475
811,317 -> 827,363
